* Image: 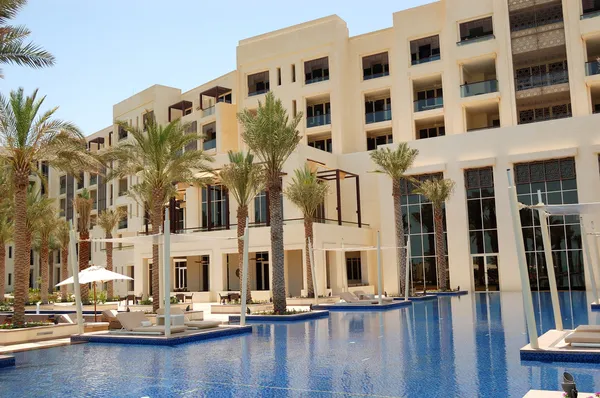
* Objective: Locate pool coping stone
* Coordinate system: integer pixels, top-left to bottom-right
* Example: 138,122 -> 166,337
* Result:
312,300 -> 411,311
228,310 -> 329,323
0,355 -> 15,368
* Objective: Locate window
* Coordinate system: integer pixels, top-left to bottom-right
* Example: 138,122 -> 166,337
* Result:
143,110 -> 154,131
216,92 -> 232,104
8,246 -> 11,259
40,161 -> 49,196
465,167 -> 499,255
254,190 -> 268,225
57,250 -> 60,264
60,198 -> 66,217
127,266 -> 134,291
410,35 -> 440,65
367,132 -> 393,150
248,71 -> 270,96
292,100 -> 297,117
583,0 -> 600,15
515,157 -> 583,291
418,126 -> 445,140
77,172 -> 84,190
118,126 -> 127,141
202,122 -> 216,151
414,88 -> 443,112
401,173 -> 448,290
30,249 -> 34,265
8,273 -> 11,286
291,64 -> 296,83
363,52 -> 389,80
277,67 -> 281,86
306,102 -> 331,128
118,178 -> 128,196
175,260 -> 187,290
59,175 -> 66,195
185,121 -> 198,152
255,252 -> 269,290
200,255 -> 210,292
304,57 -> 329,84
346,253 -> 362,285
90,190 -> 97,210
365,97 -> 392,123
202,185 -> 228,229
459,17 -> 493,43
118,207 -> 128,229
308,137 -> 332,153
515,61 -> 569,91
89,173 -> 97,186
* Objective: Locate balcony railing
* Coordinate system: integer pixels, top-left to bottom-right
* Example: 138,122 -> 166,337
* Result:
89,176 -> 97,186
203,139 -> 216,151
365,109 -> 392,124
457,34 -> 495,46
306,113 -> 331,128
248,88 -> 269,97
461,79 -> 498,98
414,97 -> 443,112
519,111 -> 572,125
582,7 -> 600,19
60,186 -> 66,195
119,190 -> 128,197
363,70 -> 389,80
306,76 -> 329,85
467,125 -> 500,132
201,106 -> 215,118
515,71 -> 569,91
585,60 -> 600,76
411,54 -> 441,66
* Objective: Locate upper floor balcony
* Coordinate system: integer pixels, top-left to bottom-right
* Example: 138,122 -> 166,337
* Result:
362,52 -> 389,80
585,37 -> 600,77
461,79 -> 498,98
365,90 -> 392,124
515,69 -> 569,91
461,57 -> 498,99
457,16 -> 494,46
248,71 -> 269,97
410,35 -> 440,66
509,1 -> 563,33
306,95 -> 331,129
168,100 -> 193,122
305,57 -> 329,85
582,0 -> 600,19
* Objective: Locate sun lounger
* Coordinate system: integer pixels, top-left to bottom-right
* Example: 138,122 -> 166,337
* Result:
156,308 -> 220,330
101,310 -> 122,330
353,290 -> 394,302
339,292 -> 378,304
565,331 -> 600,347
574,325 -> 600,333
115,311 -> 187,335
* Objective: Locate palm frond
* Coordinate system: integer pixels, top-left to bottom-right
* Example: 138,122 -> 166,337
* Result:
219,151 -> 265,207
413,178 -> 456,207
97,208 -> 125,237
73,188 -> 92,233
284,165 -> 329,218
370,143 -> 419,181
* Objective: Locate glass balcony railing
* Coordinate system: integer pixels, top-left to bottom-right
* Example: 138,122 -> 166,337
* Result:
248,88 -> 269,97
306,76 -> 329,85
201,106 -> 215,118
365,109 -> 392,124
457,34 -> 495,46
306,113 -> 331,128
460,79 -> 498,98
515,71 -> 569,91
411,54 -> 441,66
363,70 -> 389,80
582,8 -> 600,19
118,219 -> 128,229
585,61 -> 600,76
414,97 -> 443,112
203,139 -> 216,151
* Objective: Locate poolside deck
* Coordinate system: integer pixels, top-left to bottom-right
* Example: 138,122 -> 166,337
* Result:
71,325 -> 253,346
520,329 -> 600,363
393,295 -> 437,302
524,390 -> 594,397
592,300 -> 599,311
312,300 -> 411,311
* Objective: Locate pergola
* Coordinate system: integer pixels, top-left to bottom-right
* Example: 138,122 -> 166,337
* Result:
167,100 -> 193,122
199,86 -> 231,110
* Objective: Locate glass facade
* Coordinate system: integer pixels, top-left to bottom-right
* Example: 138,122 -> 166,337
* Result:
202,185 -> 228,230
400,173 -> 448,291
514,157 -> 584,291
465,167 -> 499,255
254,190 -> 268,225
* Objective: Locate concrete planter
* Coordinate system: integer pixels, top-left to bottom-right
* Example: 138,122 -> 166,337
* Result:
432,290 -> 468,296
211,304 -> 273,314
229,310 -> 329,323
0,324 -> 80,345
287,297 -> 338,306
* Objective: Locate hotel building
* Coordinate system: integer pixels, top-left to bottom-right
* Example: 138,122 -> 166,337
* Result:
4,0 -> 600,301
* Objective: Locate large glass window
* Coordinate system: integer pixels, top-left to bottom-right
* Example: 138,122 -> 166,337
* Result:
175,260 -> 187,290
465,167 -> 499,255
400,173 -> 448,291
363,52 -> 389,80
248,71 -> 270,96
410,35 -> 440,65
304,57 -> 329,84
514,157 -> 584,291
346,253 -> 362,285
202,185 -> 228,229
254,190 -> 268,225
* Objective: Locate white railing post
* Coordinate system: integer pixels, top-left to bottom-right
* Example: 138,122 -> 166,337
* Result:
240,217 -> 250,326
164,207 -> 171,338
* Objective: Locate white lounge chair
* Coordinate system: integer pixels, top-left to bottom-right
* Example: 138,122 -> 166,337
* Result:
156,308 -> 220,330
339,292 -> 378,304
114,311 -> 187,335
353,290 -> 394,303
564,325 -> 600,348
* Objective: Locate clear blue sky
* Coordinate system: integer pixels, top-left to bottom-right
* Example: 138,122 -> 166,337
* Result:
1,0 -> 434,135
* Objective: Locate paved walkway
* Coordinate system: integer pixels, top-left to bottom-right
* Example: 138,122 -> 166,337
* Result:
0,337 -> 82,354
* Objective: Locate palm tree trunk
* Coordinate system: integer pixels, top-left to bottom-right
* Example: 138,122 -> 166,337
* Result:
151,193 -> 162,313
106,232 -> 114,300
49,250 -> 54,296
237,205 -> 252,304
268,180 -> 286,313
0,244 -> 5,302
13,175 -> 29,327
434,205 -> 448,291
60,246 -> 68,301
79,231 -> 90,302
40,238 -> 49,304
304,217 -> 314,298
393,180 -> 407,296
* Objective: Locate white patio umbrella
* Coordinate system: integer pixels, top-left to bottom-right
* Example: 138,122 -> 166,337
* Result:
57,265 -> 133,322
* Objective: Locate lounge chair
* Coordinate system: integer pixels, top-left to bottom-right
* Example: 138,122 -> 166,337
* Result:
565,332 -> 600,347
156,308 -> 220,330
101,310 -> 122,330
339,292 -> 378,304
353,290 -> 394,303
573,325 -> 600,333
115,311 -> 187,335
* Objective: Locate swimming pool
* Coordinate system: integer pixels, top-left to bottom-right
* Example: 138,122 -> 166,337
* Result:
1,292 -> 599,397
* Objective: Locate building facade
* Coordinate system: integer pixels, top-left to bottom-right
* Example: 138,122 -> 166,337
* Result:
4,0 -> 600,301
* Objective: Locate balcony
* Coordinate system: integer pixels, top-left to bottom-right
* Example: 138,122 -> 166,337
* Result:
306,114 -> 331,128
118,218 -> 128,230
458,17 -> 494,46
412,54 -> 440,66
248,71 -> 269,97
201,106 -> 215,118
515,70 -> 568,91
202,122 -> 216,151
518,103 -> 572,125
582,0 -> 600,19
465,102 -> 500,132
305,57 -> 329,85
203,139 -> 216,151
410,35 -> 441,66
461,79 -> 498,98
586,61 -> 600,76
365,110 -> 391,124
363,52 -> 389,80
509,3 -> 564,32
414,97 -> 443,112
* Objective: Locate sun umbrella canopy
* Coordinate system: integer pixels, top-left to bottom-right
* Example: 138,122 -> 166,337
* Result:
56,265 -> 133,287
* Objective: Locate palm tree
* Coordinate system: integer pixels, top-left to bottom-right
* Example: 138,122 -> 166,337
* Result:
0,202 -> 12,302
0,88 -> 100,327
97,208 -> 125,300
414,178 -> 455,291
74,189 -> 92,301
237,92 -> 303,313
26,186 -> 53,299
219,151 -> 265,304
56,219 -> 70,301
105,115 -> 213,312
370,144 -> 419,296
0,0 -> 55,78
284,166 -> 329,298
34,211 -> 57,303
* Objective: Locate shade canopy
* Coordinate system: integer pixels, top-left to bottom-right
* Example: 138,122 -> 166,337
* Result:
529,203 -> 600,215
56,265 -> 133,287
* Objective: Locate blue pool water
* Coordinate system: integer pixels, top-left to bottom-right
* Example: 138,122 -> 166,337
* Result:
1,292 -> 600,397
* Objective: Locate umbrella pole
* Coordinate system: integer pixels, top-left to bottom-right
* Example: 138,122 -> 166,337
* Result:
93,283 -> 97,323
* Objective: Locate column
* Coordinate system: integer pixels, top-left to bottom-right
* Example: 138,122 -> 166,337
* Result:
493,0 -> 518,127
563,0 -> 590,116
